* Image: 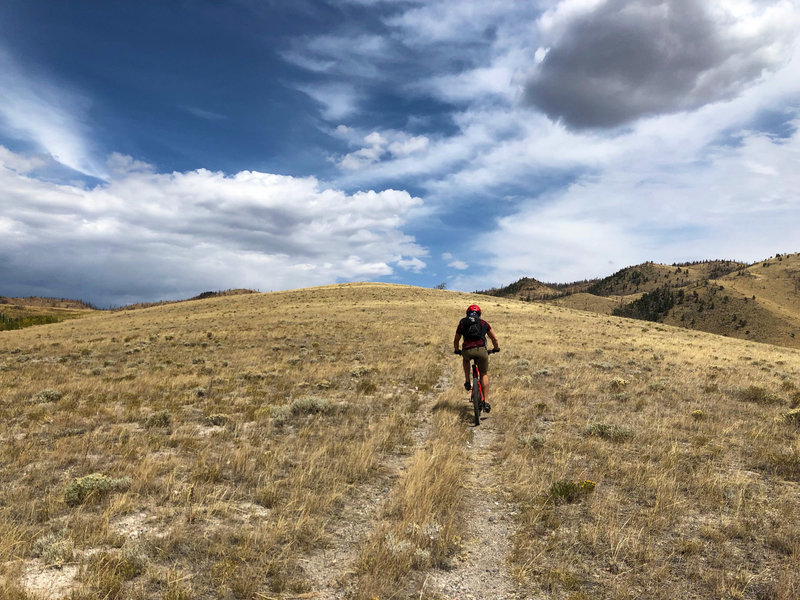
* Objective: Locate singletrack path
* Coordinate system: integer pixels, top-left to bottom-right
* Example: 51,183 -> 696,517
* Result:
424,403 -> 523,600
300,371 -> 449,599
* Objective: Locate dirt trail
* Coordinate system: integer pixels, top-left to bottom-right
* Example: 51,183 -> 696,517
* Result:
423,411 -> 523,600
300,371 -> 449,599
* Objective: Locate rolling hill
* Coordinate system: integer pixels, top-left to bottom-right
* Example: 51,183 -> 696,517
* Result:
2,283 -> 799,599
486,253 -> 800,349
0,297 -> 97,331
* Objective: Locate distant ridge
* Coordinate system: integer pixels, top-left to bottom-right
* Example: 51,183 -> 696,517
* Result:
479,276 -> 596,301
113,288 -> 257,311
0,290 -> 258,331
0,296 -> 97,310
0,296 -> 97,332
482,253 -> 800,349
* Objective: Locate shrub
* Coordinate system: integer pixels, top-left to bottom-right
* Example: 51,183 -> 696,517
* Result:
737,386 -> 783,405
270,405 -> 293,426
205,413 -> 230,426
610,377 -> 630,390
64,473 -> 131,506
290,396 -> 332,415
32,531 -> 74,566
764,448 -> 800,479
549,479 -> 596,504
591,362 -> 614,371
781,408 -> 800,425
691,409 -> 707,421
145,410 -> 171,428
32,389 -> 63,403
583,422 -> 634,442
519,433 -> 544,449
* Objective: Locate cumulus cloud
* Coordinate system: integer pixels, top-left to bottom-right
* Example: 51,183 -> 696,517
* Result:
0,148 -> 425,305
336,128 -> 430,171
524,0 -> 799,128
475,121 -> 800,287
106,153 -> 155,176
285,1 -> 800,295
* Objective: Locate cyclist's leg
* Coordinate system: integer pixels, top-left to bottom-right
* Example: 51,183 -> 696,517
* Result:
462,355 -> 471,388
474,348 -> 490,403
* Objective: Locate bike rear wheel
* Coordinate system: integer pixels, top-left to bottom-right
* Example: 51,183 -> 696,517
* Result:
471,367 -> 481,426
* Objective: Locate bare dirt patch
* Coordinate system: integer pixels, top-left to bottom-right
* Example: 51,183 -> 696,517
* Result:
22,560 -> 80,600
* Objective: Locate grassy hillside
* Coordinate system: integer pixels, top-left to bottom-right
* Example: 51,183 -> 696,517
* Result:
489,254 -> 800,349
548,292 -> 634,315
586,260 -> 745,297
479,277 -> 563,301
0,298 -> 96,332
624,254 -> 800,349
1,283 -> 799,599
114,289 -> 257,311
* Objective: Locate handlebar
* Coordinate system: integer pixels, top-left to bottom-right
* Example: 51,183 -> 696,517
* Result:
454,348 -> 500,355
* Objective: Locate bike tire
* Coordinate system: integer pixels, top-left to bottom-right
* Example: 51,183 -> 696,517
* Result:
471,373 -> 481,426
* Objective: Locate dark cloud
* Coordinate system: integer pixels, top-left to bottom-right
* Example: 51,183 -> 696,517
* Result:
524,0 -> 787,129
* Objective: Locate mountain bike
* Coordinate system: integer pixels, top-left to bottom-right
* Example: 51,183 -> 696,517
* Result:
466,349 -> 499,426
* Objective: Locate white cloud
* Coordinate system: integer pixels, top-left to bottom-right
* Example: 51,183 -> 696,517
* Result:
0,147 -> 426,305
106,153 -> 155,176
291,1 -> 800,296
0,145 -> 45,173
283,34 -> 389,78
386,0 -> 531,45
0,47 -> 102,177
397,257 -> 426,272
448,259 -> 469,270
476,122 -> 800,287
336,129 -> 432,171
296,82 -> 361,120
389,135 -> 429,157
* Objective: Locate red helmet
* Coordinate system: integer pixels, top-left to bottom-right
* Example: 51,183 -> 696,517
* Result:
466,304 -> 481,316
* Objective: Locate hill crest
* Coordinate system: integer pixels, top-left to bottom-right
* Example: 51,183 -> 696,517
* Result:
484,253 -> 800,349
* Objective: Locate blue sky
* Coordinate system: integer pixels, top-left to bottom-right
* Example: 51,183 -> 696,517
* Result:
1,0 -> 799,306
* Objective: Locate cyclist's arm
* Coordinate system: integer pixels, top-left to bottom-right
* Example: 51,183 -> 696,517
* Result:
453,331 -> 462,352
487,328 -> 499,351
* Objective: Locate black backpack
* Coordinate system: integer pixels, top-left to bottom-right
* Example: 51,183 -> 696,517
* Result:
462,313 -> 485,342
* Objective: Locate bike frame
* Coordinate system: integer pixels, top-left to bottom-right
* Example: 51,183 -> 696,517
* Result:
467,349 -> 497,425
470,360 -> 484,426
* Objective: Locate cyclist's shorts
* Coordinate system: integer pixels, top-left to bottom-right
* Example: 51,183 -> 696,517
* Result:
462,346 -> 489,374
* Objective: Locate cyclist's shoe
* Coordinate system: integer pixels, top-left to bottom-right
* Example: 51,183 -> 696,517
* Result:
483,402 -> 491,413
464,381 -> 471,391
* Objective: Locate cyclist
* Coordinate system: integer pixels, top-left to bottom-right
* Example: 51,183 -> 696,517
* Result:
454,304 -> 499,408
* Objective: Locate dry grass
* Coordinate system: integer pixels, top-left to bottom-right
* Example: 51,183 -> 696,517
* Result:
2,283 -> 800,599
492,303 -> 800,599
354,394 -> 470,599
